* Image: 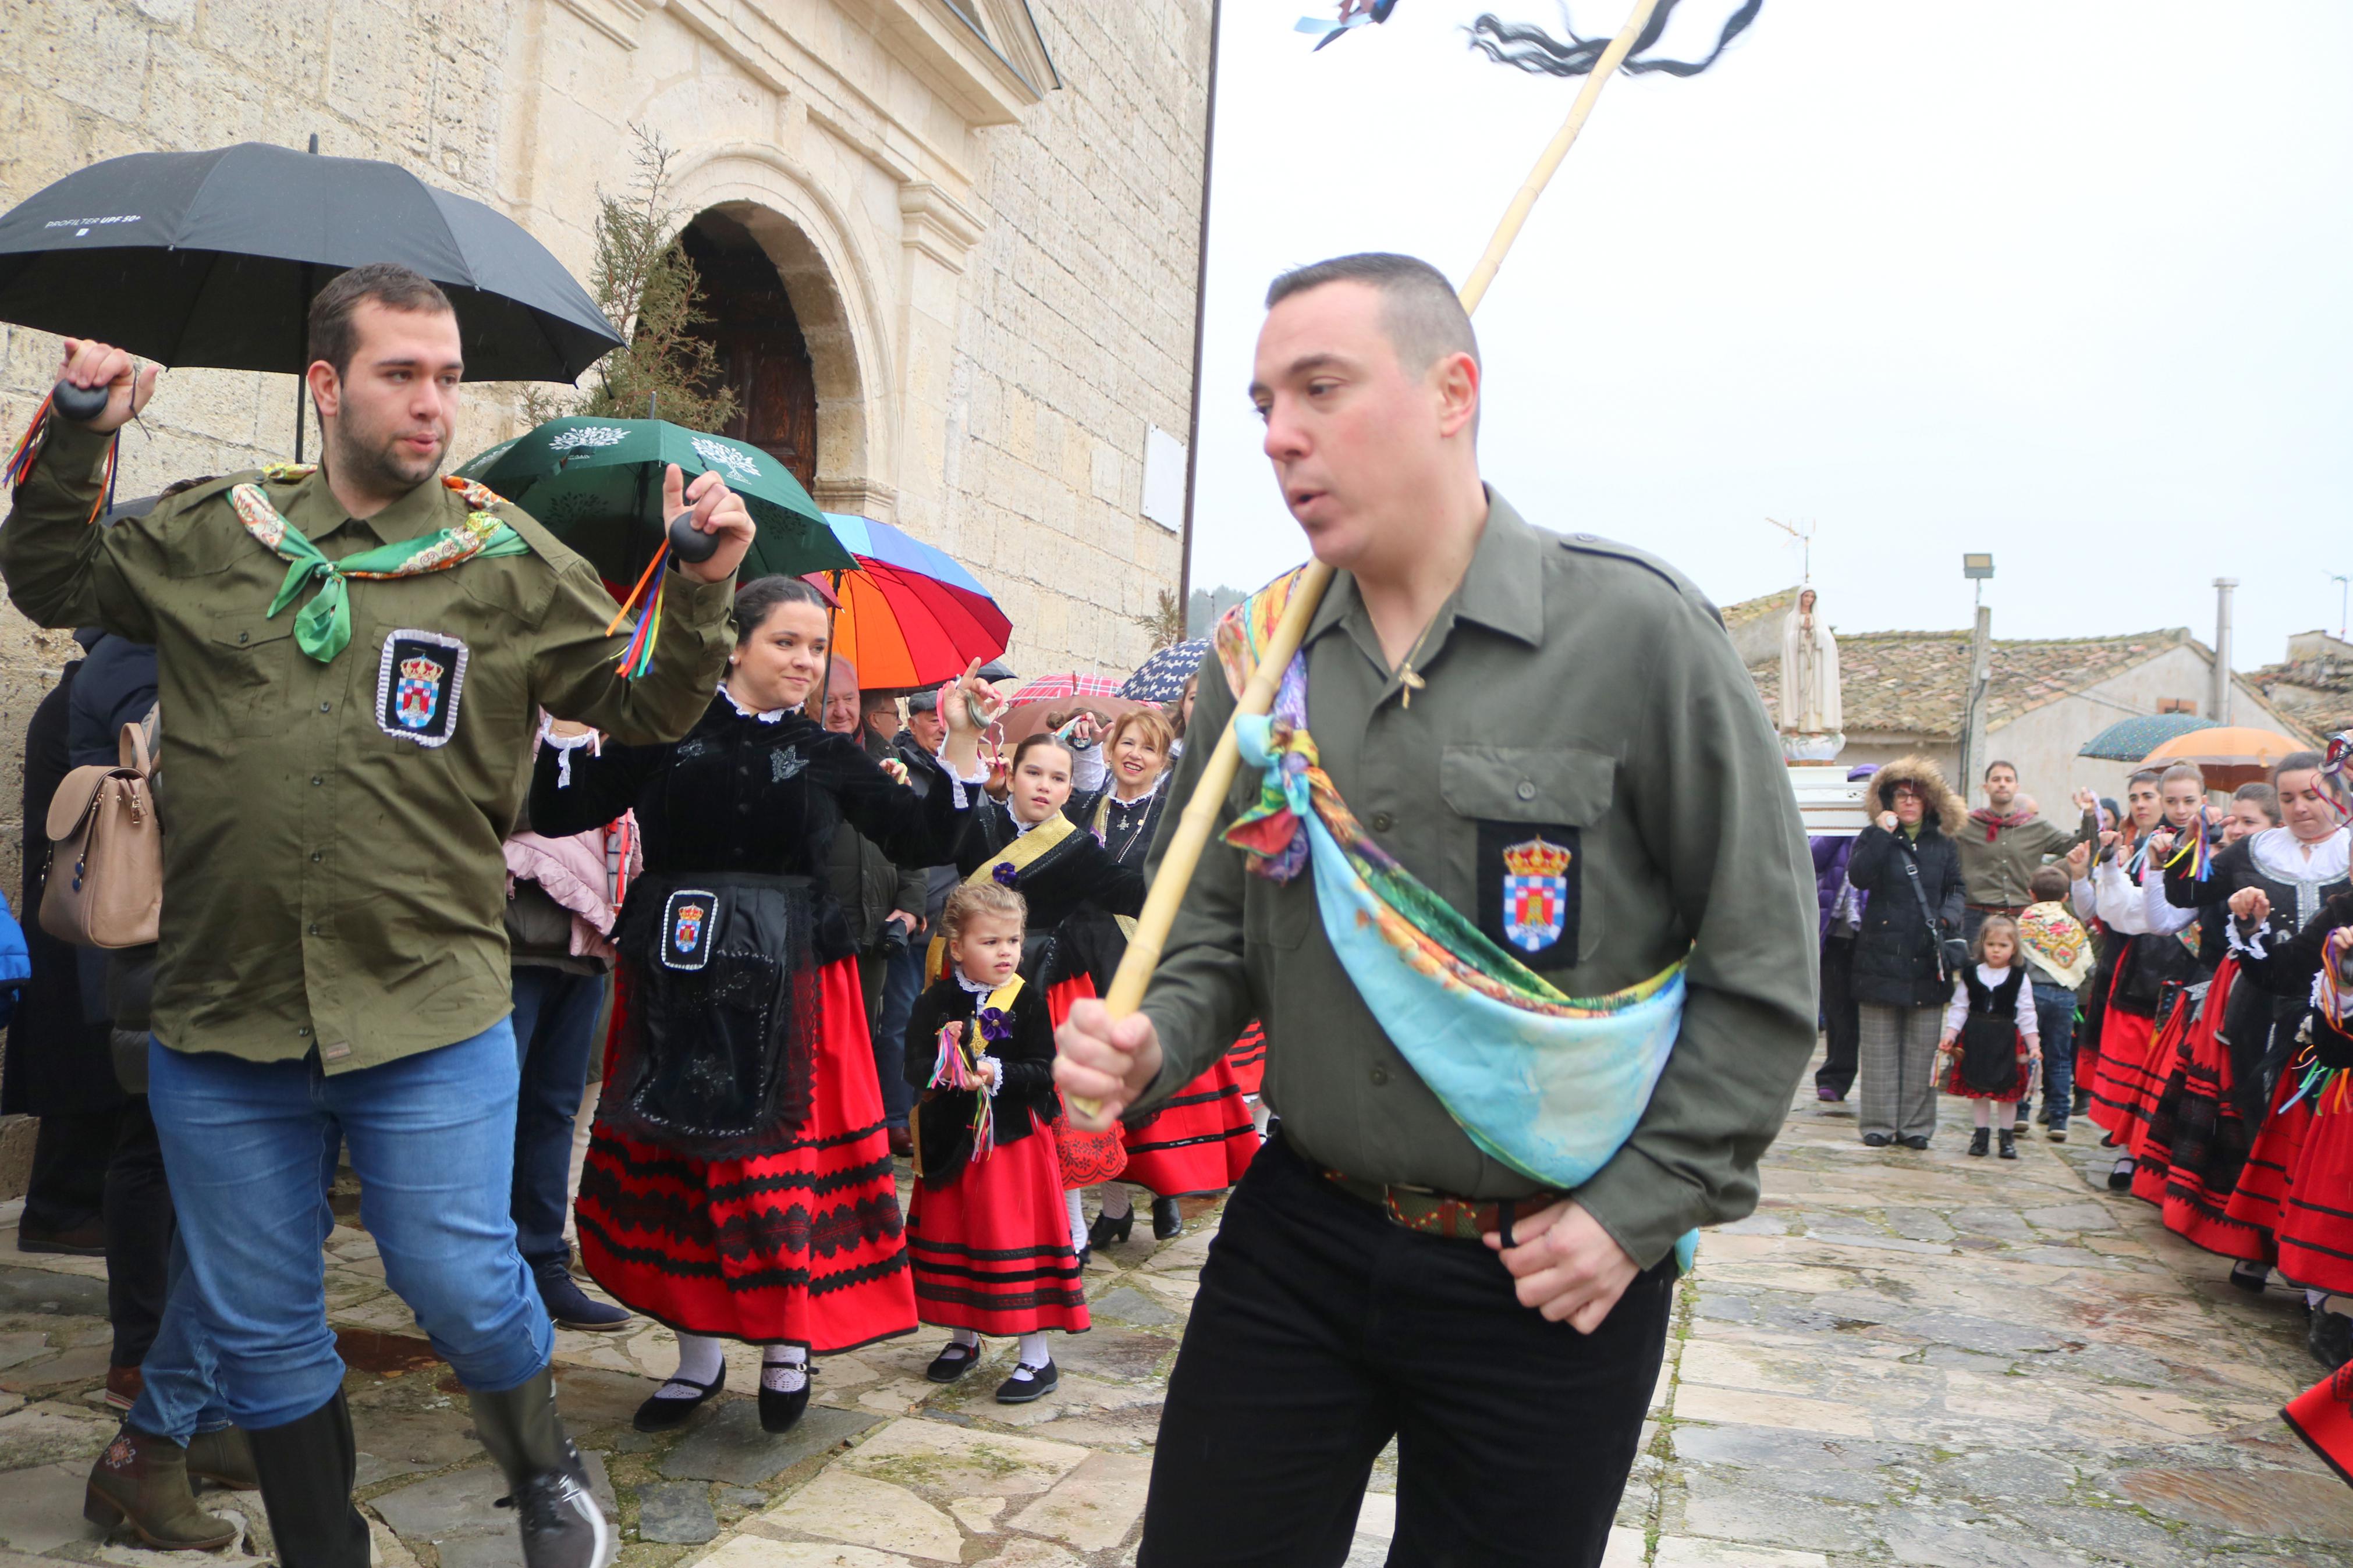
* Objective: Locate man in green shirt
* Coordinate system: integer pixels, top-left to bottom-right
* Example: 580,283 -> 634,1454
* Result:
1056,254 -> 1816,1567
2,264 -> 747,1568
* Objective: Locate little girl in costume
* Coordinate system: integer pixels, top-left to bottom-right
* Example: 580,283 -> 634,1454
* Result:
1939,915 -> 2044,1159
903,883 -> 1089,1404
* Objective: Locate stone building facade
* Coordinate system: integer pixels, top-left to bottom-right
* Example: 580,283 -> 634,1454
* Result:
0,0 -> 1212,886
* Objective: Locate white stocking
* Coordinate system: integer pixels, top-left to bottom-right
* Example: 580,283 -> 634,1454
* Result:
658,1332 -> 725,1398
1064,1189 -> 1086,1247
761,1343 -> 808,1394
1016,1332 -> 1050,1370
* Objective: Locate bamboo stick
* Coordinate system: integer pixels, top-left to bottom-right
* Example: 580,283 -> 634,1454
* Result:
1067,0 -> 1662,1119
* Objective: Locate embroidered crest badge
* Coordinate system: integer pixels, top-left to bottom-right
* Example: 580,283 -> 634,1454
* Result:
374,630 -> 468,748
1500,835 -> 1574,954
662,888 -> 719,970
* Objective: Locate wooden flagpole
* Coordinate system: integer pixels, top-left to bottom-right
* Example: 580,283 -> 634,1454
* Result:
1070,0 -> 1666,1117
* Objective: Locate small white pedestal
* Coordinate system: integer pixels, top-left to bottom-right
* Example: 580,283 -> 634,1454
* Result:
1790,763 -> 1869,838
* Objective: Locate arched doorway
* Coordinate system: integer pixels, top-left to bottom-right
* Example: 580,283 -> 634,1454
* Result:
680,208 -> 819,496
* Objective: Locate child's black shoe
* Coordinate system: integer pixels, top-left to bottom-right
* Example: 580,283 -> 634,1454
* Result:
995,1359 -> 1057,1405
1968,1128 -> 1990,1158
926,1341 -> 981,1384
1997,1130 -> 2016,1160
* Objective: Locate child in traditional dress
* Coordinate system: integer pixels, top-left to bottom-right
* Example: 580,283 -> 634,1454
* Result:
1939,914 -> 2043,1159
904,883 -> 1089,1404
2018,868 -> 2094,1144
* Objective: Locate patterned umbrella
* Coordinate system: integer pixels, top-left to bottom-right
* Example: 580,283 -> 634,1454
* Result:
1122,638 -> 1211,703
817,513 -> 1012,691
2077,713 -> 2216,762
1006,673 -> 1126,707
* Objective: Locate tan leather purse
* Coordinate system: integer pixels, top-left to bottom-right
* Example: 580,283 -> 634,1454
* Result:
41,721 -> 162,948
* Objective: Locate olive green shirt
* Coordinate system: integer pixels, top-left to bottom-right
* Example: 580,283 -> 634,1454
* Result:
1,419 -> 732,1071
1135,492 -> 1818,1269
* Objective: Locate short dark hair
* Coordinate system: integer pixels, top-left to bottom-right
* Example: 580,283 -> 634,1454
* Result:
1265,253 -> 1478,376
2234,781 -> 2281,824
860,691 -> 897,719
307,263 -> 455,379
2127,769 -> 2163,790
729,574 -> 829,644
2274,751 -> 2324,785
2029,865 -> 2070,902
1010,730 -> 1076,776
1983,760 -> 2017,780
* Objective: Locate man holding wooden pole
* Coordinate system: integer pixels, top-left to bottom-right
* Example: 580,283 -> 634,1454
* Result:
1055,251 -> 1817,1566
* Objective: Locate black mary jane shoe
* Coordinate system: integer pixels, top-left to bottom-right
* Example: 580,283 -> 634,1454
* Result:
1967,1128 -> 1990,1158
1861,1133 -> 1892,1148
632,1370 -> 724,1433
925,1342 -> 982,1384
2228,1261 -> 2270,1295
2106,1158 -> 2135,1192
758,1367 -> 814,1435
995,1360 -> 1058,1405
1997,1130 -> 2017,1161
1088,1210 -> 1133,1250
1151,1197 -> 1184,1240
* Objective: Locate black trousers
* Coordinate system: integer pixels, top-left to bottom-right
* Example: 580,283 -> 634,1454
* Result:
103,1097 -> 175,1367
1139,1133 -> 1674,1568
1816,934 -> 1859,1098
23,1107 -> 123,1235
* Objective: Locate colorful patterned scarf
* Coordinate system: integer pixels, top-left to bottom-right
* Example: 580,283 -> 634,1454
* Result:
230,465 -> 530,663
2017,901 -> 2093,990
1215,569 -> 1692,1264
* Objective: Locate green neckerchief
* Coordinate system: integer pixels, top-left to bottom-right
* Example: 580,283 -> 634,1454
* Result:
228,464 -> 531,663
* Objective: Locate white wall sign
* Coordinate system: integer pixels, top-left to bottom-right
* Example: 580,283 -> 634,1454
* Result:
1141,425 -> 1187,532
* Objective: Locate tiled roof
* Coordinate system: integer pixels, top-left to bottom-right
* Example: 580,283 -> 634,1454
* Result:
1746,626 -> 2196,738
2252,654 -> 2353,741
1721,586 -> 1797,630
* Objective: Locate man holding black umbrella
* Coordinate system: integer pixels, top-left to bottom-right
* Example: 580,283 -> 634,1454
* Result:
0,264 -> 749,1568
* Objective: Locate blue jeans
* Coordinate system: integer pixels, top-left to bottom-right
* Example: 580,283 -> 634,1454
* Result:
510,969 -> 608,1275
874,944 -> 923,1130
126,1231 -> 230,1442
146,1025 -> 552,1430
2033,983 -> 2077,1130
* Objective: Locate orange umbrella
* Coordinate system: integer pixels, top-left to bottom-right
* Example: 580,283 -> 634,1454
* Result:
2143,726 -> 2306,790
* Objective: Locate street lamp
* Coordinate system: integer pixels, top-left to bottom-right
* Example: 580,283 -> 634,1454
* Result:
1959,554 -> 1994,787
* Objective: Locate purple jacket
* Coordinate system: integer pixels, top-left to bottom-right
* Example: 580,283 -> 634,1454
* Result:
1812,835 -> 1867,940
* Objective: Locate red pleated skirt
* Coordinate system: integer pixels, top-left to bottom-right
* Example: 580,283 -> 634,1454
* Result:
2226,1068 -> 2316,1264
2285,1363 -> 2353,1491
573,957 -> 917,1350
2086,961 -> 2162,1140
2277,1078 -> 2353,1296
1226,1019 -> 1267,1098
2122,993 -> 2199,1165
2128,962 -> 2265,1257
907,1109 -> 1090,1336
1121,1048 -> 1261,1197
1044,976 -> 1127,1190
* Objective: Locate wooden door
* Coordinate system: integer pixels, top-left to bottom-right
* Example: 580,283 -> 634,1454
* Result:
680,211 -> 819,496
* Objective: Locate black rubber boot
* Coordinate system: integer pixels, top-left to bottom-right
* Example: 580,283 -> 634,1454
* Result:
245,1389 -> 371,1568
471,1366 -> 612,1568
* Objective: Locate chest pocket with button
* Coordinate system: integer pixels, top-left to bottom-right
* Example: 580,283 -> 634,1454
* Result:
206,610 -> 299,736
1439,744 -> 1616,972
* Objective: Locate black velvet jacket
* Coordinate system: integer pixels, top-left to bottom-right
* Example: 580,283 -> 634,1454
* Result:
959,797 -> 1147,938
530,694 -> 968,966
1063,783 -> 1169,870
904,973 -> 1056,1183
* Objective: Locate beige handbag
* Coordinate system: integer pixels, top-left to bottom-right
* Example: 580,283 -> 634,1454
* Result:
41,720 -> 162,948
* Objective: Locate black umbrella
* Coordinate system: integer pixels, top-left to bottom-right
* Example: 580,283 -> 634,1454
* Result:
0,141 -> 619,385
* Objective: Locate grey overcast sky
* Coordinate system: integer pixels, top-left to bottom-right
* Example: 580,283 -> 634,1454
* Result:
1186,1 -> 2353,667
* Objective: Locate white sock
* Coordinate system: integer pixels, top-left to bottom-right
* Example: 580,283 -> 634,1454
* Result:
760,1344 -> 808,1393
1099,1186 -> 1133,1221
1016,1332 -> 1050,1371
1065,1189 -> 1086,1249
1996,1103 -> 2016,1131
2311,1289 -> 2329,1309
658,1332 -> 725,1398
2113,1155 -> 2134,1176
1250,1098 -> 1272,1137
951,1327 -> 981,1349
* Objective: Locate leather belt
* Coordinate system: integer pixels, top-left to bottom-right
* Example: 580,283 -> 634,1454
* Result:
1316,1167 -> 1562,1244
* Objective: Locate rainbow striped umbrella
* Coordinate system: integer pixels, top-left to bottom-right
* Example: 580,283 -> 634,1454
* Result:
818,513 -> 1011,691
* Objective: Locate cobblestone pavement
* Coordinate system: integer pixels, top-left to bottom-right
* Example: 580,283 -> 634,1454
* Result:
3,1064 -> 2352,1566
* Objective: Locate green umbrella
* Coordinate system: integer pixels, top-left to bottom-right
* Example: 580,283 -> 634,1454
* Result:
456,417 -> 853,584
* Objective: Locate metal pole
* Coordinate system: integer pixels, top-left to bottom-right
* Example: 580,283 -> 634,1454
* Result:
2212,577 -> 2237,726
1959,603 -> 1991,789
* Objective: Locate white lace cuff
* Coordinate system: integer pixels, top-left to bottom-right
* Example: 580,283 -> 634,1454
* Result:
539,719 -> 599,788
2229,920 -> 2270,962
935,748 -> 988,808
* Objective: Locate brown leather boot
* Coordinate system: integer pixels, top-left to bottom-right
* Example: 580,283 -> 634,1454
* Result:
83,1425 -> 240,1551
187,1425 -> 259,1489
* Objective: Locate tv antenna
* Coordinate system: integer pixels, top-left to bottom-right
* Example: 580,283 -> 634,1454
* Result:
1765,517 -> 1816,585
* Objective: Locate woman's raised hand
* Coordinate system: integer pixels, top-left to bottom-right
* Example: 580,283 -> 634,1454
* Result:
2229,886 -> 2271,924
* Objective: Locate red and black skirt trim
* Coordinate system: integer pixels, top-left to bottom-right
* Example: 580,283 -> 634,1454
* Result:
2226,1067 -> 2316,1264
2277,1072 -> 2353,1296
574,957 -> 917,1350
1121,1050 -> 1261,1197
1044,975 -> 1127,1190
1940,1027 -> 2032,1102
2086,961 -> 2163,1141
2284,1363 -> 2353,1491
1226,1019 -> 1267,1098
907,1108 -> 1089,1336
2128,963 -> 2266,1257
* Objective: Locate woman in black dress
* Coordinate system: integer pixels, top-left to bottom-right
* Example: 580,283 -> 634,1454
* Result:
530,576 -> 995,1434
